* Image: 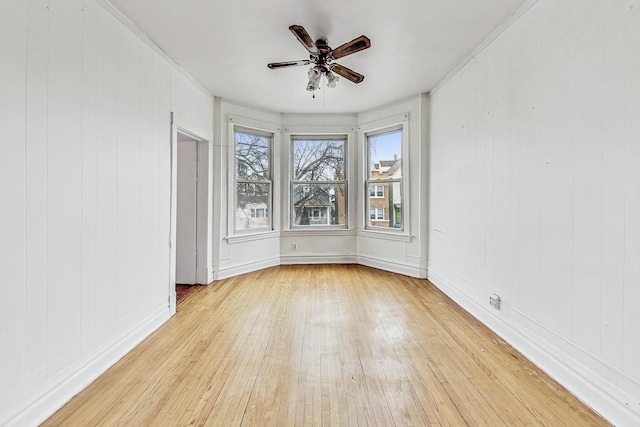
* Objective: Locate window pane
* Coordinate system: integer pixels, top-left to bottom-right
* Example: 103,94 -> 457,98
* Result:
236,130 -> 270,180
292,183 -> 346,226
367,180 -> 402,229
367,128 -> 403,231
369,185 -> 384,198
236,182 -> 270,230
293,139 -> 344,182
368,130 -> 401,181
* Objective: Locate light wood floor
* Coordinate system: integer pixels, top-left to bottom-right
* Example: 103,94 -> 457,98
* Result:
44,265 -> 607,426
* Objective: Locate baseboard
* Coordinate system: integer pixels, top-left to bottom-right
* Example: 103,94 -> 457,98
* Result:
280,253 -> 425,279
280,253 -> 358,265
215,256 -> 280,280
427,267 -> 640,427
358,255 -> 426,278
215,254 -> 425,280
2,306 -> 171,427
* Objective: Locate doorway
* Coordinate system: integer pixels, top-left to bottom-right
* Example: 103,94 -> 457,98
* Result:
169,117 -> 211,315
176,133 -> 199,285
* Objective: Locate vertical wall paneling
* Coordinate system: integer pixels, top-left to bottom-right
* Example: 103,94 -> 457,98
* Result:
470,56 -> 488,294
151,55 -> 172,309
46,0 -> 84,378
512,4 -> 541,325
24,0 -> 50,390
0,0 -> 214,423
138,43 -> 155,317
80,0 -> 98,356
537,0 -> 575,340
623,0 -> 640,381
571,0 -> 604,355
0,0 -> 27,413
487,33 -> 513,303
599,0 -> 628,373
429,0 -> 640,423
115,27 -> 141,331
94,7 -> 119,346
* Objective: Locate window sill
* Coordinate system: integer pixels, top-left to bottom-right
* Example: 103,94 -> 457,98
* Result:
225,230 -> 280,245
358,229 -> 413,243
281,229 -> 355,237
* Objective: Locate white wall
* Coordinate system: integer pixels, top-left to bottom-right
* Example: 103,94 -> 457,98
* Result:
429,0 -> 640,425
0,1 -> 212,425
176,139 -> 198,284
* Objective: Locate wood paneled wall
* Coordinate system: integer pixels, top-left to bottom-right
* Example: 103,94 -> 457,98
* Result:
429,0 -> 640,425
0,1 -> 212,424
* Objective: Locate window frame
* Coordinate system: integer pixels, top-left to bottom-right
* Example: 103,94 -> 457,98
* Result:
233,125 -> 274,233
289,134 -> 348,229
364,125 -> 405,232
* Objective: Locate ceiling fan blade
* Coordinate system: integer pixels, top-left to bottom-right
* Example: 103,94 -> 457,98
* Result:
330,35 -> 371,59
289,25 -> 318,54
267,59 -> 311,69
331,63 -> 365,84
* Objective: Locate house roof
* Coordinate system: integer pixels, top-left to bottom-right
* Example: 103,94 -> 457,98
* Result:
387,159 -> 401,175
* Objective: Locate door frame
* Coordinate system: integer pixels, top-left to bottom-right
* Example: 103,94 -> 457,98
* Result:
169,113 -> 212,315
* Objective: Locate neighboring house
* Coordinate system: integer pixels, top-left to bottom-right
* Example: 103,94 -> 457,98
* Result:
294,195 -> 334,225
236,202 -> 269,229
369,155 -> 402,228
293,178 -> 346,226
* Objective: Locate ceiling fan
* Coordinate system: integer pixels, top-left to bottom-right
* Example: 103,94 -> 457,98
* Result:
268,25 -> 371,92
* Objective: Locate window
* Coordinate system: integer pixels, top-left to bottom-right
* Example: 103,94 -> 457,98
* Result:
234,127 -> 272,231
311,208 -> 327,219
369,208 -> 384,220
366,127 -> 402,230
291,136 -> 347,227
369,185 -> 384,198
250,208 -> 268,218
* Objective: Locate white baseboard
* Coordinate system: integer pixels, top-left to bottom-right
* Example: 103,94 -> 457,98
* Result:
215,254 -> 425,279
2,306 -> 171,427
358,255 -> 426,278
279,253 -> 426,279
280,252 -> 358,265
215,256 -> 280,280
427,267 -> 640,427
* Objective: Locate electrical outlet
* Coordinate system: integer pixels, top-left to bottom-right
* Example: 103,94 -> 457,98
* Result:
291,243 -> 297,251
489,293 -> 501,310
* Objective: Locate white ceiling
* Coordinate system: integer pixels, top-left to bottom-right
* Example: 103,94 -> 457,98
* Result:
108,0 -> 528,114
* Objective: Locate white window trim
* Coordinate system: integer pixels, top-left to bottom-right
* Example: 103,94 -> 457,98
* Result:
228,116 -> 280,237
289,134 -> 349,229
359,114 -> 410,236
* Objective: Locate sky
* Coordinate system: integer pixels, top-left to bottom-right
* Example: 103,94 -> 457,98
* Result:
369,130 -> 402,164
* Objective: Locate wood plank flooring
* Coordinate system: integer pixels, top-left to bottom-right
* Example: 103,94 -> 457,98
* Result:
43,265 -> 608,426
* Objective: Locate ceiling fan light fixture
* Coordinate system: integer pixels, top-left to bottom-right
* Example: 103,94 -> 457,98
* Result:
326,71 -> 338,88
306,66 -> 322,91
